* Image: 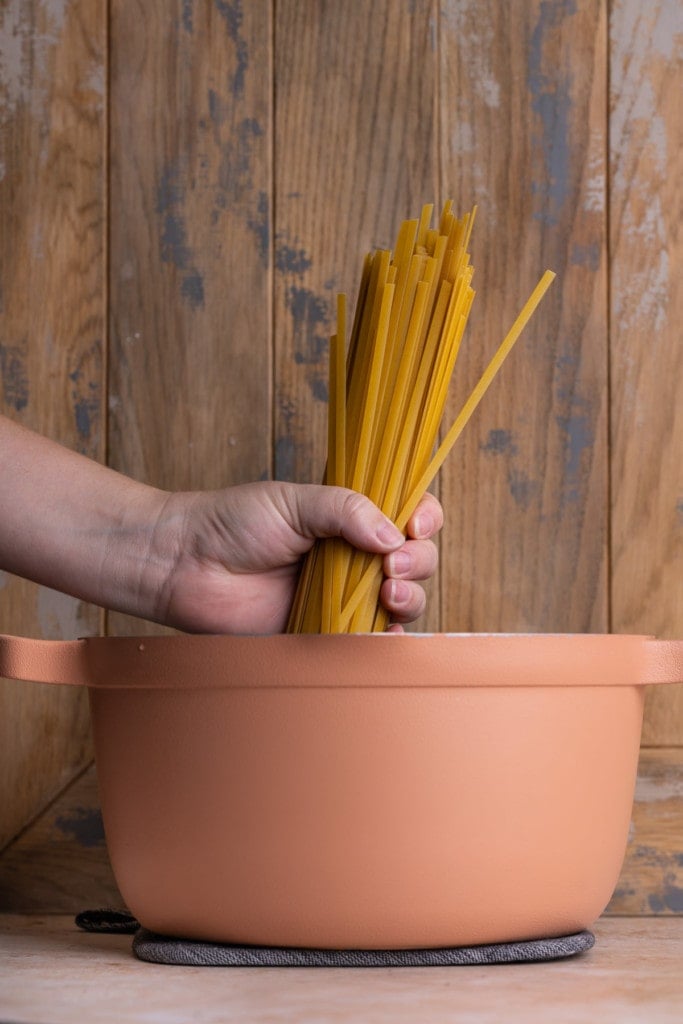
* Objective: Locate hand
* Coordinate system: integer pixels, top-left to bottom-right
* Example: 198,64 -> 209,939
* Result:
150,482 -> 443,634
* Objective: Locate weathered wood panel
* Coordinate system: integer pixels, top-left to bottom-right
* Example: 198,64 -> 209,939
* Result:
608,749 -> 683,915
609,0 -> 683,745
273,0 -> 441,631
0,0 -> 680,915
0,765 -> 121,912
106,0 -> 273,637
438,0 -> 609,634
0,0 -> 105,849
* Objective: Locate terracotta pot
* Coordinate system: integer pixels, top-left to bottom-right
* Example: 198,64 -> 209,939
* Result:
1,632 -> 681,949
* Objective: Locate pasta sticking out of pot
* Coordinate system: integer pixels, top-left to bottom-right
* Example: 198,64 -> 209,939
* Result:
287,202 -> 555,634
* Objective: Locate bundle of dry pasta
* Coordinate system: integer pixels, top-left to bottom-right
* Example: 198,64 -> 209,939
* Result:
287,202 -> 554,634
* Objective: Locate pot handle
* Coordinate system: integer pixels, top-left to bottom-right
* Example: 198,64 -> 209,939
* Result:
643,639 -> 683,686
0,633 -> 88,686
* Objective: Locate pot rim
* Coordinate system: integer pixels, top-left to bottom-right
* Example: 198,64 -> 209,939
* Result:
2,630 -> 681,689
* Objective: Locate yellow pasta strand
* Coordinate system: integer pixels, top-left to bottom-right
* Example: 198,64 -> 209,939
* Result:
287,202 -> 554,635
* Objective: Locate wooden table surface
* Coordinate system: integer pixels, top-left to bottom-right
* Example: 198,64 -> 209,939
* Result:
1,915 -> 681,1023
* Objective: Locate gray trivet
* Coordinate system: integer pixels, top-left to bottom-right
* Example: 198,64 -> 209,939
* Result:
75,910 -> 595,967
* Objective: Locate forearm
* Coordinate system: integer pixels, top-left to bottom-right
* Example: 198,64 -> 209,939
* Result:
0,415 -> 171,618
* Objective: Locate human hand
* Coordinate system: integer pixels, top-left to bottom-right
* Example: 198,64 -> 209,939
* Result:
150,482 -> 443,634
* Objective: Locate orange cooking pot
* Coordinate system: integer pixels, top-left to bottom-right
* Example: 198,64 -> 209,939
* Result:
1,631 -> 681,949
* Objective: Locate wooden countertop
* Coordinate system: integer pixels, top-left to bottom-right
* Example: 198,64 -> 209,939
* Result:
1,915 -> 681,1023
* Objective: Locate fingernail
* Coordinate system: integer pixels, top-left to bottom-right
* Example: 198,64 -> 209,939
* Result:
390,580 -> 410,605
376,520 -> 404,546
413,512 -> 434,538
388,550 -> 411,576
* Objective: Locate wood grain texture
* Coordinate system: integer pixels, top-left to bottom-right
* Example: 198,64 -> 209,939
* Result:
0,0 -> 104,849
2,916 -> 683,1022
438,0 -> 608,634
0,764 -> 121,912
0,0 -> 680,914
107,0 -> 273,636
607,748 -> 683,915
273,0 -> 441,631
609,0 -> 683,745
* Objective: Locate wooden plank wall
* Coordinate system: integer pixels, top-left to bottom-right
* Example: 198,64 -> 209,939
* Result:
0,0 -> 680,915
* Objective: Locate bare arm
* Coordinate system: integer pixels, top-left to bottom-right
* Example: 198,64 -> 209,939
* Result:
0,415 -> 442,633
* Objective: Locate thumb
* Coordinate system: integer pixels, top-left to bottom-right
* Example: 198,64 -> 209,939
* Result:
284,484 -> 405,553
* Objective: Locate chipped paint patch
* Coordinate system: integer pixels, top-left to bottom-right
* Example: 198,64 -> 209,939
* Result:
214,0 -> 249,97
0,0 -> 68,134
247,190 -> 269,267
180,271 -> 205,309
287,285 -> 331,404
218,117 -> 264,203
583,129 -> 605,213
635,771 -> 683,804
69,341 -> 102,454
208,100 -> 269,266
527,0 -> 577,225
0,339 -> 29,410
570,241 -> 600,271
54,807 -> 105,848
441,4 -> 499,221
648,883 -> 683,914
555,412 -> 593,504
0,570 -> 9,590
610,3 -> 679,339
156,160 -> 205,309
507,469 -> 540,511
440,3 -> 501,109
82,60 -> 104,106
182,0 -> 194,33
275,240 -> 313,276
274,435 -> 298,482
481,429 -> 518,456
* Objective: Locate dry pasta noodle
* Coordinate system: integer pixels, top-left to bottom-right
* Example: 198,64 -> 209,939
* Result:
286,202 -> 555,634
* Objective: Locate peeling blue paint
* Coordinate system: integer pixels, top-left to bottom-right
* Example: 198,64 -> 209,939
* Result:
481,428 -> 518,456
276,242 -> 312,275
74,397 -> 94,437
646,882 -> 683,913
69,343 -> 102,452
247,190 -> 269,267
555,412 -> 593,503
156,162 -> 185,215
507,469 -> 540,510
663,883 -> 683,912
287,287 -> 331,403
55,807 -> 105,848
527,0 -> 576,225
160,212 -> 192,270
611,886 -> 636,901
218,117 -> 264,204
156,161 -> 204,310
214,0 -> 249,97
208,87 -> 225,126
182,0 -> 194,33
310,376 -> 328,403
275,435 -> 298,482
570,241 -> 600,271
0,341 -> 29,411
181,272 -> 205,309
288,288 -> 330,359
